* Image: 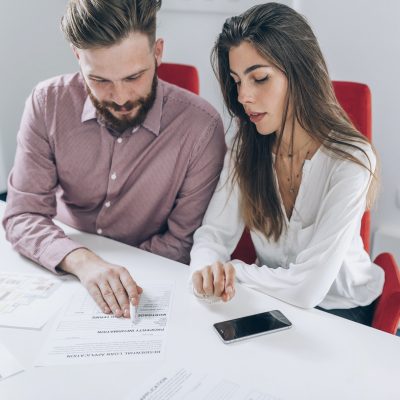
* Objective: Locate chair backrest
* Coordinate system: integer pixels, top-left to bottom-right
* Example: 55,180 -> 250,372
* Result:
372,253 -> 400,334
333,81 -> 371,253
157,62 -> 200,95
231,80 -> 372,263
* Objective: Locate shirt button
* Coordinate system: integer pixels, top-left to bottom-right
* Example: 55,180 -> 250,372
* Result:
97,228 -> 103,235
117,138 -> 123,144
111,173 -> 117,180
105,201 -> 111,208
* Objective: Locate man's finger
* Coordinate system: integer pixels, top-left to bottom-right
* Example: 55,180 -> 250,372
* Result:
98,280 -> 123,317
108,276 -> 130,318
119,268 -> 141,308
87,283 -> 111,314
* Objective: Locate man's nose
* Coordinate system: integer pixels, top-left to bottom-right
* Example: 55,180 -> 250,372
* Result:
111,82 -> 130,106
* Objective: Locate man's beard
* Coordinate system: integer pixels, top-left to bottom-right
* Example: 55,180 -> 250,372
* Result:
86,72 -> 158,136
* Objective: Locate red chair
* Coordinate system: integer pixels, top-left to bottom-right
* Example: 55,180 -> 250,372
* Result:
157,62 -> 200,95
231,81 -> 400,334
333,81 -> 371,253
372,253 -> 400,333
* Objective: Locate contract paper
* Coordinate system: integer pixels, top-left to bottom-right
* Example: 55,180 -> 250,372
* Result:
0,341 -> 24,381
126,366 -> 282,400
0,272 -> 74,329
35,282 -> 174,366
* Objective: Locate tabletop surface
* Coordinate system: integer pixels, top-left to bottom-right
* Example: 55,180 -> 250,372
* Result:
0,201 -> 399,400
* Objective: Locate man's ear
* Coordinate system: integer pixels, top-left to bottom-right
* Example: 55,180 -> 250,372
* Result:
154,38 -> 164,67
71,44 -> 80,61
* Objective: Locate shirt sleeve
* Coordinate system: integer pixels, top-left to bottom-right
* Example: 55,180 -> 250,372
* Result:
232,149 -> 376,309
139,114 -> 227,264
189,152 -> 245,271
2,88 -> 85,274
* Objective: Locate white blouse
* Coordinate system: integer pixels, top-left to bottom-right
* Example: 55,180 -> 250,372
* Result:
190,144 -> 384,310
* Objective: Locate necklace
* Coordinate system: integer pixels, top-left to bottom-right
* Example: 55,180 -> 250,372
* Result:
275,134 -> 317,220
278,136 -> 314,194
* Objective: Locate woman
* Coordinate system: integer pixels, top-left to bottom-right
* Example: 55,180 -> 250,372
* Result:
190,2 -> 384,325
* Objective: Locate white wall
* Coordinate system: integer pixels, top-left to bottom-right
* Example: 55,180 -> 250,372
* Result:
0,0 -> 398,260
158,1 -> 292,125
0,1 -> 77,193
296,0 -> 400,260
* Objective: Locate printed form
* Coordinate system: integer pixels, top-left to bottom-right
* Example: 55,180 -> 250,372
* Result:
126,366 -> 282,400
35,282 -> 174,366
0,272 -> 75,329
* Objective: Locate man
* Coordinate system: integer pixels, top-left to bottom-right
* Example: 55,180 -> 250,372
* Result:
2,0 -> 225,318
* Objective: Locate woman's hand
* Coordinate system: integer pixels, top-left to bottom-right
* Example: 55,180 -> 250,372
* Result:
192,261 -> 236,302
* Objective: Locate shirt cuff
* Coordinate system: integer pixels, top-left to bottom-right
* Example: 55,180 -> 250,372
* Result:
38,237 -> 86,274
230,259 -> 253,284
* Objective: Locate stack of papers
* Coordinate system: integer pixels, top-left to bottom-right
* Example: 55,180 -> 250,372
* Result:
0,272 -> 75,329
0,341 -> 24,381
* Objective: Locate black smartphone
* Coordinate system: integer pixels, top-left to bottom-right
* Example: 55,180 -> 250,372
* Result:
213,310 -> 292,344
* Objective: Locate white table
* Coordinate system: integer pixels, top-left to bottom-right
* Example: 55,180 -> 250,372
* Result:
0,201 -> 398,400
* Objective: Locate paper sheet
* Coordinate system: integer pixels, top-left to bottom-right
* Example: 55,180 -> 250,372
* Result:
35,282 -> 174,366
0,272 -> 74,329
126,366 -> 282,400
0,341 -> 24,381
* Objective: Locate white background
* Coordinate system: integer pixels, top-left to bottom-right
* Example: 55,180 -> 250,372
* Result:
0,0 -> 399,259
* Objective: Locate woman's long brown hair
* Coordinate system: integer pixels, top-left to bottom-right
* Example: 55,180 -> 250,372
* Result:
212,2 -> 378,241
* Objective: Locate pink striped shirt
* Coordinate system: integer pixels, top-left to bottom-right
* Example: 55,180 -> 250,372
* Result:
3,73 -> 226,272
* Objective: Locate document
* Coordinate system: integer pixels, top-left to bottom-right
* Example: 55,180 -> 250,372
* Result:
0,341 -> 24,381
35,282 -> 174,366
0,272 -> 74,329
126,366 -> 282,400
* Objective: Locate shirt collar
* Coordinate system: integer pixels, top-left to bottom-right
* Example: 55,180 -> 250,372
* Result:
80,80 -> 164,136
81,96 -> 97,123
141,79 -> 163,137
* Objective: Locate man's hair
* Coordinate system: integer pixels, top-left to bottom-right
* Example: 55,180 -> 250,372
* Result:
61,0 -> 162,49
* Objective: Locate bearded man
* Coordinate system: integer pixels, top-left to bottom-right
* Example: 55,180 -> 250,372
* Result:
2,0 -> 225,318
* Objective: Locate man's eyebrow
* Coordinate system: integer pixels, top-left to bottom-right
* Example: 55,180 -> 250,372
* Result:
88,68 -> 149,81
230,64 -> 272,76
87,74 -> 109,80
120,68 -> 149,79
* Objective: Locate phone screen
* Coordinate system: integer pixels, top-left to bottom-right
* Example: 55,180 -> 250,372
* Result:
213,310 -> 292,342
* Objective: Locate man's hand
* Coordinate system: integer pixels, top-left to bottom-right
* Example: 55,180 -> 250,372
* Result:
192,261 -> 236,302
59,248 -> 142,317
